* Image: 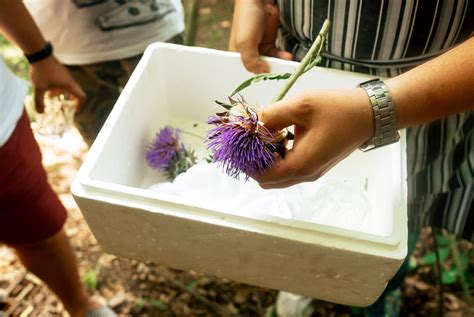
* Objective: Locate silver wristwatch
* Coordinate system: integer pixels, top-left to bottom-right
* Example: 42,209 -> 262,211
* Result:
358,79 -> 400,151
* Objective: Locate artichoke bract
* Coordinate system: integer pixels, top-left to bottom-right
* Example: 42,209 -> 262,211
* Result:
206,97 -> 288,180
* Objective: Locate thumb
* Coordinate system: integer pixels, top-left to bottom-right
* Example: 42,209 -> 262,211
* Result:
260,97 -> 302,132
34,88 -> 46,113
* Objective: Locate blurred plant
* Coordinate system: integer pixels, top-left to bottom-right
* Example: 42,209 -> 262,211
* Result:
146,126 -> 197,180
82,254 -> 107,291
417,233 -> 474,289
82,268 -> 99,291
135,297 -> 146,311
186,280 -> 198,290
206,19 -> 331,180
134,297 -> 167,312
410,230 -> 474,315
150,299 -> 166,310
0,35 -> 30,82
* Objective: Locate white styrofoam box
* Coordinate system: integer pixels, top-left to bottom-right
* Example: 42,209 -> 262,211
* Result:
72,43 -> 407,307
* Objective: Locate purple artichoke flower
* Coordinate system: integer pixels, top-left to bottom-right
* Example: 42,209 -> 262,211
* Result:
207,98 -> 285,180
146,126 -> 197,179
146,126 -> 182,170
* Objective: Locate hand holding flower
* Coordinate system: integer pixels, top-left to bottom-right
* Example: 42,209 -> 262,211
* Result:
207,20 -> 330,180
253,88 -> 374,189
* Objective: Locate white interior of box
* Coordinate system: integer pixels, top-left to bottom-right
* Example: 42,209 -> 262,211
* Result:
84,44 -> 406,240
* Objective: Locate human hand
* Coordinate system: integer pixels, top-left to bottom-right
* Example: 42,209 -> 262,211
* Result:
229,0 -> 292,74
29,56 -> 85,113
253,89 -> 374,188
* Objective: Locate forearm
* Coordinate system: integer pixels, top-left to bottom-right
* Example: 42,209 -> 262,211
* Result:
0,0 -> 47,54
386,37 -> 474,129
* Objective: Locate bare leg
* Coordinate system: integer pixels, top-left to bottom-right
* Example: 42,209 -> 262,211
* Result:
10,228 -> 100,317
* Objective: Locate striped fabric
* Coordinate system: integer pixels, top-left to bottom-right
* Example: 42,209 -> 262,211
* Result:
276,0 -> 474,241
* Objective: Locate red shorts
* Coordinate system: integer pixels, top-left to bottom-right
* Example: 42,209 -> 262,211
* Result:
0,110 -> 67,245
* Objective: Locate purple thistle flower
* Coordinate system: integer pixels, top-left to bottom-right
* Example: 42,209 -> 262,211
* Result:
146,126 -> 182,170
146,126 -> 197,180
206,98 -> 282,180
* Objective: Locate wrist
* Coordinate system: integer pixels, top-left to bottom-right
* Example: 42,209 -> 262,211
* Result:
24,42 -> 53,64
353,88 -> 375,144
29,54 -> 58,68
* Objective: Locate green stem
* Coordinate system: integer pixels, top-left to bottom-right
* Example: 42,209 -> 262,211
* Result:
431,228 -> 444,317
272,19 -> 331,102
447,234 -> 474,308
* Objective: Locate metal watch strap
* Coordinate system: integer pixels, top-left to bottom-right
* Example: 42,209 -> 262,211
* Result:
358,79 -> 400,151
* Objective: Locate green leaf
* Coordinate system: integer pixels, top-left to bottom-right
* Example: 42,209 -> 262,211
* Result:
187,280 -> 198,290
82,269 -> 99,291
214,100 -> 232,110
457,253 -> 469,268
420,247 -> 450,265
408,256 -> 418,271
205,154 -> 213,163
150,299 -> 166,310
441,269 -> 458,285
350,306 -> 362,316
135,298 -> 146,310
230,73 -> 292,97
420,252 -> 437,265
465,272 -> 474,287
438,247 -> 451,262
435,233 -> 449,246
265,306 -> 277,317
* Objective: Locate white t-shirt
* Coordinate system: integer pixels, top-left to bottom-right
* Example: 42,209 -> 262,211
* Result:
0,56 -> 28,147
24,0 -> 185,65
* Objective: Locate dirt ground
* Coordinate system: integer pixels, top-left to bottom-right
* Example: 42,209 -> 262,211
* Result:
1,0 -> 473,316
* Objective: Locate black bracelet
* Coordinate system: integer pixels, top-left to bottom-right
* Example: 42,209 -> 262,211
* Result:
24,42 -> 53,64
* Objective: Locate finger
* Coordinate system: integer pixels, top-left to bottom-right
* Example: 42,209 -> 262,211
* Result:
259,97 -> 305,132
47,89 -> 82,113
262,4 -> 279,43
260,4 -> 294,61
259,174 -> 321,189
267,47 -> 293,61
254,127 -> 325,184
34,89 -> 45,113
251,151 -> 300,184
67,81 -> 86,109
236,2 -> 269,74
239,43 -> 270,74
260,140 -> 356,187
52,81 -> 86,110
